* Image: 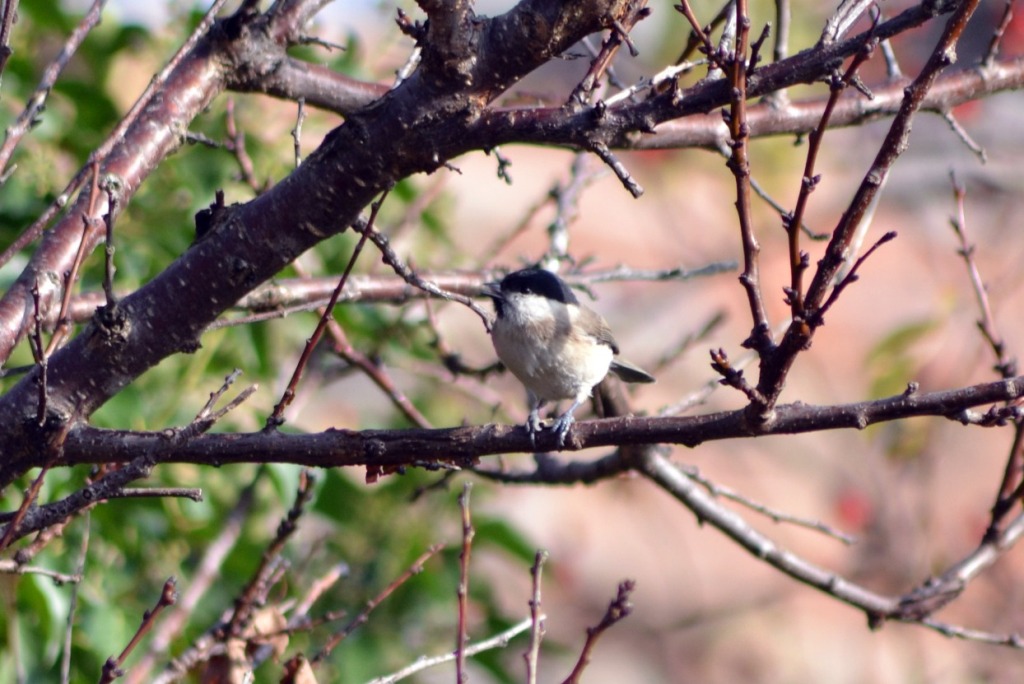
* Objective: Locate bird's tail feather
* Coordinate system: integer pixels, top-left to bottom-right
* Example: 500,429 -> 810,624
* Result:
609,359 -> 655,384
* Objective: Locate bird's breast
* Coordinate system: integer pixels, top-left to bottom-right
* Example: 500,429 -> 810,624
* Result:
491,316 -> 614,402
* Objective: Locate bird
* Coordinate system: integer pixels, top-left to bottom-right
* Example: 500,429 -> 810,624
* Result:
483,268 -> 654,448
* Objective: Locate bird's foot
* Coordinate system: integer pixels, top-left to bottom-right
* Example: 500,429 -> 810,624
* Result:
549,411 -> 575,449
526,409 -> 545,448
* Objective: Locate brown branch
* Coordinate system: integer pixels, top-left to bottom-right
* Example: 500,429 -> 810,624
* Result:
681,464 -> 856,544
99,577 -> 178,683
637,450 -> 1024,642
752,0 -> 982,412
566,1 -> 650,107
127,473 -> 261,684
0,0 -> 106,179
0,0 -> 233,360
265,192 -> 388,429
59,264 -> 731,330
949,176 -> 1014,378
0,0 -> 19,81
224,97 -> 266,194
310,543 -> 444,663
723,0 -> 772,362
561,580 -> 634,684
524,550 -> 547,684
456,482 -> 474,684
224,469 -> 315,637
353,221 -> 492,329
785,41 -> 875,318
44,374 -> 1024,473
0,463 -> 51,551
984,0 -> 1015,66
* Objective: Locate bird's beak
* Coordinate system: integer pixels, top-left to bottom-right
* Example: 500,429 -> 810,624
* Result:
481,280 -> 502,300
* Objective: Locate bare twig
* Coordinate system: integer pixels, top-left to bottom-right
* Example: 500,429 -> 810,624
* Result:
292,97 -> 306,168
940,109 -> 986,162
681,464 -> 856,544
311,543 -> 445,663
588,140 -> 643,198
456,483 -> 475,684
785,41 -> 875,318
816,231 -> 897,319
128,473 -> 262,684
710,347 -> 765,404
561,580 -> 635,684
673,1 -> 720,67
566,1 -> 649,107
265,191 -> 389,429
983,0 -> 1015,67
723,0 -> 772,361
365,617 -> 537,684
287,259 -> 432,430
525,550 -> 548,684
225,469 -> 316,637
0,463 -> 52,551
61,513 -> 90,684
948,176 -> 1012,378
0,0 -> 107,178
99,577 -> 178,683
0,558 -> 81,584
225,97 -> 264,193
0,0 -> 20,83
352,218 -> 492,329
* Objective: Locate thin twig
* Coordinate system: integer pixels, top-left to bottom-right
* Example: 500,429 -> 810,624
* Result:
46,163 -> 102,356
0,0 -> 229,271
126,473 -> 263,684
225,97 -> 264,193
983,0 -> 1015,67
225,469 -> 316,637
365,617 -> 537,684
588,141 -> 643,198
0,558 -> 81,584
816,231 -> 897,319
0,463 -> 52,551
561,580 -> 635,684
566,2 -> 649,107
101,177 -> 119,305
784,42 -> 875,318
0,0 -> 107,178
941,107 -> 987,162
723,0 -> 772,360
292,97 -> 306,168
265,191 -> 390,429
525,550 -> 547,684
456,482 -> 474,684
99,577 -> 178,683
311,543 -> 445,662
681,464 -> 857,544
289,259 -> 432,430
352,218 -> 492,329
0,0 -> 20,84
61,512 -> 90,684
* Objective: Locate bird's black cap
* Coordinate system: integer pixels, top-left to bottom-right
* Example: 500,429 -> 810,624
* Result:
498,268 -> 579,305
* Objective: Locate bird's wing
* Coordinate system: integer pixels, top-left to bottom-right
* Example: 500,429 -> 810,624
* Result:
576,306 -> 620,354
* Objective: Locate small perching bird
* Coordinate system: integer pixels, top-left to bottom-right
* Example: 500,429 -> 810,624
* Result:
483,268 -> 654,448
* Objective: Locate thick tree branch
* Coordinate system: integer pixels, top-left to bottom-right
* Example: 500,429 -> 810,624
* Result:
30,375 -> 1024,473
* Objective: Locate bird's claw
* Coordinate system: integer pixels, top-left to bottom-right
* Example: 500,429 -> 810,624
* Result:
524,409 -> 573,450
549,412 -> 574,449
527,409 -> 544,448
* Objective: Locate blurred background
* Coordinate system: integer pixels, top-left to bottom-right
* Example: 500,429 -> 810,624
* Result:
4,1 -> 1024,682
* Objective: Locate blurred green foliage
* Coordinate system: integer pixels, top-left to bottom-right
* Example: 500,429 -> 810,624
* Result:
0,5 -> 541,682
